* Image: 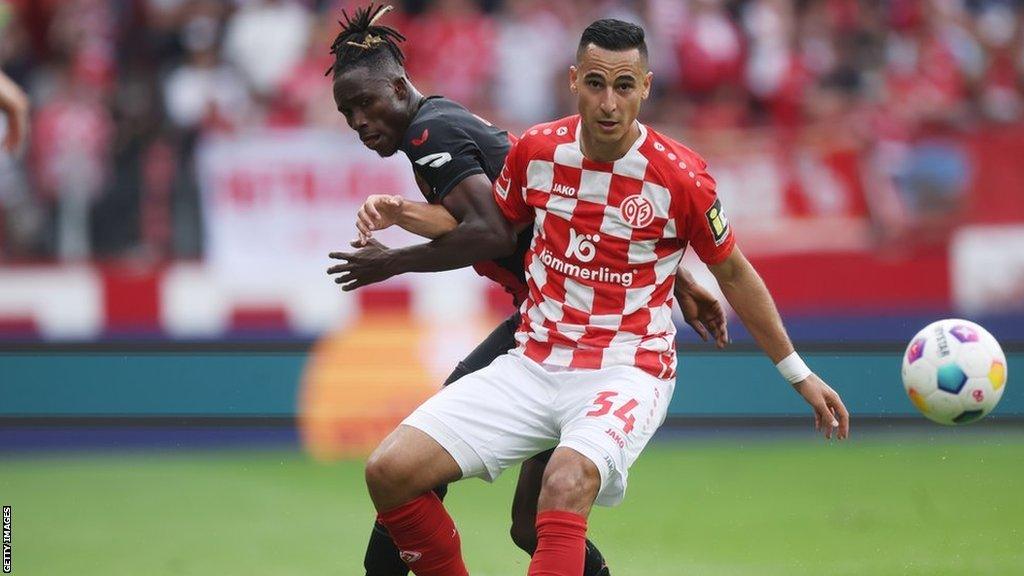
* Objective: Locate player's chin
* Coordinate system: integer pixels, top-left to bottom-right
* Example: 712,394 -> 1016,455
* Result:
591,122 -> 626,141
373,140 -> 400,157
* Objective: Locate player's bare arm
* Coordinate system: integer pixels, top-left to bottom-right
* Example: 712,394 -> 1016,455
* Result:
0,70 -> 29,154
354,194 -> 458,243
328,172 -> 517,290
708,247 -> 850,439
675,266 -> 729,349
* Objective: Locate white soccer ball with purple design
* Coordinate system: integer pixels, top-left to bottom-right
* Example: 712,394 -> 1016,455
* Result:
901,319 -> 1007,425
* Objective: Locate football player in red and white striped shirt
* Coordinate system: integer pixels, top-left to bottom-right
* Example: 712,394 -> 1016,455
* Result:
366,19 -> 849,576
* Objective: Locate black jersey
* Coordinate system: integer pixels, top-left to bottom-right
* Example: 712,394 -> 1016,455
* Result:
399,96 -> 530,306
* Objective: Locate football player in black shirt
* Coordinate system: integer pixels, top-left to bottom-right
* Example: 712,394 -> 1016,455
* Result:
324,5 -> 728,576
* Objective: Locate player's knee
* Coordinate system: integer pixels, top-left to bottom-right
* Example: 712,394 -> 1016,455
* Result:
509,517 -> 538,554
364,444 -> 409,497
540,461 -> 601,512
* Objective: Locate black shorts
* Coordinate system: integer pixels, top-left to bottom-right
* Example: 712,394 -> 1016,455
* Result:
441,312 -> 519,386
440,311 -> 553,464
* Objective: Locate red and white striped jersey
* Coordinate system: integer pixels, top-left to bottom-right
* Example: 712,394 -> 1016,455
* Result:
493,115 -> 735,379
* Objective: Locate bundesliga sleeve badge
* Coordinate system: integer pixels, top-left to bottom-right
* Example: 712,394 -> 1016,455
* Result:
705,198 -> 730,246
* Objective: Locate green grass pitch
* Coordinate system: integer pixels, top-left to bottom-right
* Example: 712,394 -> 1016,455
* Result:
2,432 -> 1022,575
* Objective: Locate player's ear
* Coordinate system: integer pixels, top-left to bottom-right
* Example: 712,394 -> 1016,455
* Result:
392,76 -> 409,102
569,66 -> 579,95
642,71 -> 653,100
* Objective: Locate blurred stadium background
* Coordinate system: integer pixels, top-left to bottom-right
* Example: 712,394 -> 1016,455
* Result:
1,0 -> 1023,574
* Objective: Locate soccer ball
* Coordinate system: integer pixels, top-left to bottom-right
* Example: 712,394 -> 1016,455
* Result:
902,319 -> 1007,425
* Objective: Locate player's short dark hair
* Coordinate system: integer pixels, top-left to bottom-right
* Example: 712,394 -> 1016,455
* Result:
576,18 -> 648,63
326,3 -> 406,78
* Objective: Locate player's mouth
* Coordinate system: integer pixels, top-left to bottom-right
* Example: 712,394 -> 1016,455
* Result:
361,133 -> 382,148
597,120 -> 618,132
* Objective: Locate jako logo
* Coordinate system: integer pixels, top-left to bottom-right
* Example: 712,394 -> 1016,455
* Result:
415,152 -> 452,168
565,228 -> 599,262
552,183 -> 577,197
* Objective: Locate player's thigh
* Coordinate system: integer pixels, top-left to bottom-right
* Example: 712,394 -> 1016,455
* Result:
404,353 -> 559,484
442,312 -> 519,386
556,367 -> 674,507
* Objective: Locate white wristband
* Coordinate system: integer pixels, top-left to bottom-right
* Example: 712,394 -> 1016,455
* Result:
776,351 -> 812,384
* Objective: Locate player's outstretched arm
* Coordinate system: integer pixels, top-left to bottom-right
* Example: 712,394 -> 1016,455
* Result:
0,70 -> 29,154
708,247 -> 850,439
354,194 -> 458,243
328,173 -> 516,290
674,266 -> 729,349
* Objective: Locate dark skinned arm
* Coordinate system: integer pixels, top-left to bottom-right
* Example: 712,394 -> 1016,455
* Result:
327,173 -> 518,290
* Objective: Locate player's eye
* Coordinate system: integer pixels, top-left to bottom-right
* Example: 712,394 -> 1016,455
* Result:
360,97 -> 373,107
586,79 -> 602,89
616,83 -> 635,93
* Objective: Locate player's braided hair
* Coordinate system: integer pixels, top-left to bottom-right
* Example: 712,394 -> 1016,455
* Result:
326,3 -> 406,77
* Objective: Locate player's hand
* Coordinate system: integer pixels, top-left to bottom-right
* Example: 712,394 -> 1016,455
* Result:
0,71 -> 30,154
327,238 -> 396,291
356,195 -> 404,241
675,279 -> 728,349
793,374 -> 850,440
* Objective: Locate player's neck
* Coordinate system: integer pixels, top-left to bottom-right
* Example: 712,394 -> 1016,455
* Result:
400,82 -> 426,130
579,121 -> 641,163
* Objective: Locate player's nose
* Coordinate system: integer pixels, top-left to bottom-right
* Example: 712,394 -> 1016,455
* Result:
599,88 -> 617,114
351,109 -> 369,131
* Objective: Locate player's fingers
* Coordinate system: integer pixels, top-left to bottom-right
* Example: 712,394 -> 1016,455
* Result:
356,219 -> 370,235
326,263 -> 353,274
328,251 -> 354,260
334,272 -> 357,285
2,108 -> 26,153
341,276 -> 378,292
829,392 -> 851,439
365,200 -> 382,221
712,302 -> 726,325
687,319 -> 709,341
707,319 -> 727,349
356,217 -> 371,237
819,404 -> 838,439
357,211 -> 375,233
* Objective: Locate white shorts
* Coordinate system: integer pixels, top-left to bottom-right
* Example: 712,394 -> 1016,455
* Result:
402,351 -> 674,507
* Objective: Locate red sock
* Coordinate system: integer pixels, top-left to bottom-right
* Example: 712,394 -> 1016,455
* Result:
376,492 -> 468,576
528,510 -> 588,576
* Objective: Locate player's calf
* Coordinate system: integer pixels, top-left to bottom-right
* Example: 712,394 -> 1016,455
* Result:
529,448 -> 602,576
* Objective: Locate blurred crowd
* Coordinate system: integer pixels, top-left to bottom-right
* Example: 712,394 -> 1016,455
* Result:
0,0 -> 1023,261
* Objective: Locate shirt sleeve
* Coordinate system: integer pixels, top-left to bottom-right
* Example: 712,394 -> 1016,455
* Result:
679,162 -> 735,266
492,137 -> 533,225
405,118 -> 486,202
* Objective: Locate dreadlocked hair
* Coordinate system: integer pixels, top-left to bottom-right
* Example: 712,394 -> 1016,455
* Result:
326,3 -> 406,77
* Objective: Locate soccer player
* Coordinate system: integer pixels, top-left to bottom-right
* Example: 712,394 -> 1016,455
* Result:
323,6 -> 728,576
359,18 -> 850,576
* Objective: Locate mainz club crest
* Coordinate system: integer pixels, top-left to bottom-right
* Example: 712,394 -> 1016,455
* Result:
619,195 -> 654,228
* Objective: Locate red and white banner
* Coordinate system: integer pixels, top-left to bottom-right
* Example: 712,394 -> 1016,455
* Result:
686,132 -> 871,256
196,129 -> 422,285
